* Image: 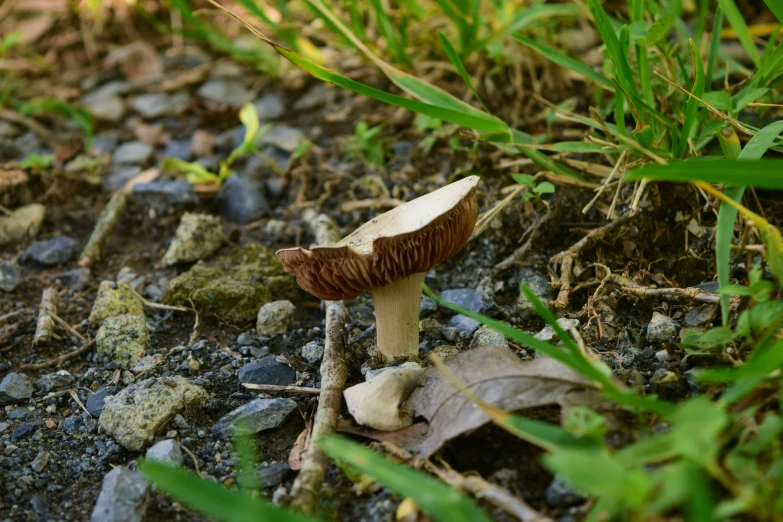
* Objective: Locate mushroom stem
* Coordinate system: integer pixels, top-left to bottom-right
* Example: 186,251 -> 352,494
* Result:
370,272 -> 426,360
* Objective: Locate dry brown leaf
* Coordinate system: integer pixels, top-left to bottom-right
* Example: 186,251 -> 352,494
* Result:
288,424 -> 312,471
405,345 -> 593,457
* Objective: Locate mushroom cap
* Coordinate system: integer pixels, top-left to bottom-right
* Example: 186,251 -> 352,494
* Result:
277,175 -> 480,300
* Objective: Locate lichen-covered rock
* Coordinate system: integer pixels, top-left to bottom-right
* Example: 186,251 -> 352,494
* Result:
0,203 -> 45,245
161,212 -> 223,266
162,244 -> 295,325
99,376 -> 208,451
96,314 -> 149,368
256,300 -> 296,335
89,281 -> 145,328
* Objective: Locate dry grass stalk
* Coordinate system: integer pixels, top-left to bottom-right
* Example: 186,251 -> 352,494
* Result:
32,287 -> 57,346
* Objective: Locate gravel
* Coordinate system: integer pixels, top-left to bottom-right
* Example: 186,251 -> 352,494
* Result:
646,312 -> 679,342
90,466 -> 150,522
213,398 -> 297,436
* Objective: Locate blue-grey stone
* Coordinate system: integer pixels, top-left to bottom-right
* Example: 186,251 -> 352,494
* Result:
238,357 -> 295,386
90,466 -> 150,522
113,141 -> 153,165
35,370 -> 73,392
145,439 -> 183,466
162,140 -> 193,161
253,92 -> 285,121
450,314 -> 480,334
103,165 -> 142,192
0,373 -> 33,404
132,180 -> 197,206
440,288 -> 496,315
21,236 -> 79,265
545,476 -> 584,508
86,387 -> 111,417
56,268 -> 92,291
216,175 -> 268,223
213,398 -> 296,436
11,422 -> 37,440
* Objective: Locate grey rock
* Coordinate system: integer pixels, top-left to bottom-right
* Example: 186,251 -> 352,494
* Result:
259,125 -> 305,152
82,91 -> 125,122
695,281 -> 720,293
0,259 -> 19,291
11,422 -> 37,440
162,213 -> 223,266
35,370 -> 73,392
30,450 -> 50,472
534,318 -> 580,343
450,314 -> 480,334
0,373 -> 33,405
258,462 -> 291,488
265,178 -> 286,199
470,325 -> 508,350
301,339 -> 324,364
365,362 -> 422,382
441,326 -> 458,342
131,93 -> 172,119
86,387 -> 111,417
113,141 -> 153,165
56,268 -> 92,291
216,175 -> 269,223
646,312 -> 679,342
420,296 -> 438,317
517,269 -> 550,318
93,131 -> 120,154
239,356 -> 296,386
213,398 -> 296,436
0,203 -> 45,246
96,314 -> 149,369
99,376 -> 208,451
63,415 -> 83,434
441,288 -> 492,314
145,439 -> 183,466
21,236 -> 79,265
90,466 -> 150,522
253,92 -> 285,121
162,140 -> 193,161
256,300 -> 296,335
198,79 -> 251,105
545,476 -> 584,508
7,407 -> 28,420
292,85 -> 332,111
132,180 -> 197,206
237,332 -> 257,346
685,305 -> 713,327
103,166 -> 142,192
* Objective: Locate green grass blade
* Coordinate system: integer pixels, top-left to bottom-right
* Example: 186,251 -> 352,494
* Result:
318,436 -> 493,522
468,4 -> 580,54
738,120 -> 783,160
674,39 -> 705,158
140,461 -> 320,522
705,6 -> 723,91
438,31 -> 488,111
763,0 -> 783,23
717,0 -> 761,66
369,0 -> 407,63
506,129 -> 585,179
514,35 -> 615,91
586,0 -> 639,97
626,159 -> 783,189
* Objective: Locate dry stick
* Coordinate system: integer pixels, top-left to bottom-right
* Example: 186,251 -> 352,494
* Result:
243,383 -> 322,395
79,191 -> 128,268
288,213 -> 349,514
46,310 -> 88,343
18,340 -> 96,371
32,288 -> 58,346
605,273 -> 722,304
550,214 -> 636,310
378,442 -> 551,522
495,208 -> 554,271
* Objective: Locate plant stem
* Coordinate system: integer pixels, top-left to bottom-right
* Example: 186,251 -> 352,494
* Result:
370,273 -> 425,360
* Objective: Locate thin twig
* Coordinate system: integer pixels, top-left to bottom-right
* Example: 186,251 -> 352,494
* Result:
243,384 -> 322,394
46,310 -> 88,343
33,288 -> 58,346
18,340 -> 96,371
79,191 -> 128,268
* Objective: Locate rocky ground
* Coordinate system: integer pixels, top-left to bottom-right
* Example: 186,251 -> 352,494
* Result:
1,11 -> 780,522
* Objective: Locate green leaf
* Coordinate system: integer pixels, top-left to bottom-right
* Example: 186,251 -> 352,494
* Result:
717,0 -> 761,66
468,4 -> 579,54
533,181 -> 556,194
674,40 -> 705,159
513,35 -> 615,91
512,173 -> 535,187
318,436 -> 493,522
586,0 -> 638,97
626,159 -> 783,189
706,7 -> 723,89
764,0 -> 783,23
20,153 -> 54,169
646,15 -> 674,46
733,87 -> 769,112
140,460 -> 320,522
438,32 -> 487,111
701,91 -> 733,111
161,157 -> 219,184
238,102 -> 260,147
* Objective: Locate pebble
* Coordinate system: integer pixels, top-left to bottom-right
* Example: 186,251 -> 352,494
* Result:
0,203 -> 46,246
162,140 -> 193,161
301,339 -> 325,364
238,356 -> 296,386
441,326 -> 458,342
132,180 -> 197,206
82,91 -> 125,122
534,318 -> 581,343
258,462 -> 291,488
30,450 -> 50,472
35,370 -> 74,393
256,300 -> 296,335
86,387 -> 111,417
517,269 -> 550,318
113,141 -> 153,165
103,166 -> 142,192
213,398 -> 297,436
56,268 -> 92,291
365,362 -> 422,382
449,314 -> 480,335
545,476 -> 584,508
198,79 -> 251,105
99,376 -> 208,451
419,296 -> 438,317
216,175 -> 269,223
470,325 -> 509,350
11,422 -> 37,440
253,92 -> 285,120
162,212 -> 223,266
90,466 -> 150,522
131,93 -> 175,119
7,407 -> 28,420
21,236 -> 79,265
646,312 -> 679,342
292,85 -> 332,111
440,288 -> 495,314
0,373 -> 33,405
0,259 -> 19,291
145,439 -> 183,466
684,305 -> 713,327
237,332 -> 257,346
259,125 -> 305,152
63,415 -> 83,435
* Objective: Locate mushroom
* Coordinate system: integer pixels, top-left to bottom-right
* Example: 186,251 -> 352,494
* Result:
277,176 -> 480,360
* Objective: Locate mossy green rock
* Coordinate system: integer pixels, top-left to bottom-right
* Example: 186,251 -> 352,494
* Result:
161,212 -> 223,266
89,281 -> 145,328
162,244 -> 295,325
99,376 -> 208,451
96,314 -> 149,369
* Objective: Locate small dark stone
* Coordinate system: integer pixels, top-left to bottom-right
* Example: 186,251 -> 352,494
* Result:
695,281 -> 720,293
56,268 -> 92,291
0,260 -> 19,292
392,141 -> 412,158
258,462 -> 291,488
103,166 -> 142,192
0,373 -> 33,404
11,422 -> 37,440
216,175 -> 269,223
21,236 -> 79,265
545,476 -> 584,508
419,296 -> 438,317
162,140 -> 193,161
440,288 -> 498,316
238,357 -> 296,386
450,314 -> 480,335
63,415 -> 84,434
7,407 -> 28,420
132,180 -> 197,206
684,305 -> 714,327
349,305 -> 375,330
86,387 -> 111,417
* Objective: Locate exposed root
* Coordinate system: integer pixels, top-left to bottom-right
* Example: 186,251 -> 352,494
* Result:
33,288 -> 58,346
495,207 -> 554,271
603,271 -> 722,304
243,384 -> 322,395
79,191 -> 128,268
18,340 -> 96,371
549,214 -> 636,310
377,442 -> 551,522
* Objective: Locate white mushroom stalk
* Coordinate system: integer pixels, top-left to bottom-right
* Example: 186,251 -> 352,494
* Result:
277,176 -> 480,361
